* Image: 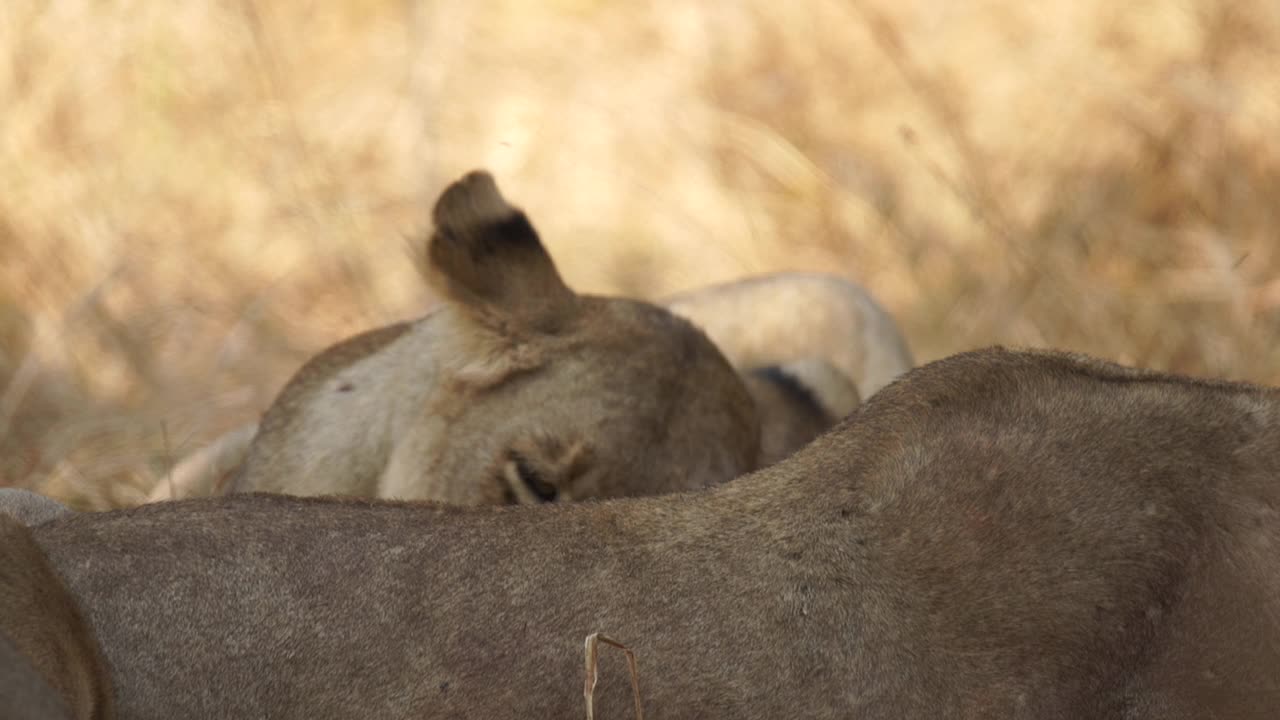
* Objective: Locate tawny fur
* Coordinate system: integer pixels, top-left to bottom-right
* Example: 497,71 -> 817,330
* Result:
32,348 -> 1280,719
743,359 -> 859,466
142,424 -> 259,502
148,186 -> 910,504
147,355 -> 854,501
226,170 -> 763,504
663,271 -> 914,403
0,513 -> 114,720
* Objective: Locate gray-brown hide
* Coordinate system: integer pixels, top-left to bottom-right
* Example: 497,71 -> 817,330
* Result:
0,488 -> 73,526
228,170 -> 762,503
33,348 -> 1280,719
663,271 -> 914,403
0,515 -> 113,720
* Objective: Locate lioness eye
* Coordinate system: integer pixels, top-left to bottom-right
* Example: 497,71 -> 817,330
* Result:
511,454 -> 558,503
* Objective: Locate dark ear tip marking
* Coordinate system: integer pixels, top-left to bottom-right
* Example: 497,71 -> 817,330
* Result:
422,169 -> 574,327
432,169 -> 514,231
459,169 -> 496,188
451,170 -> 499,204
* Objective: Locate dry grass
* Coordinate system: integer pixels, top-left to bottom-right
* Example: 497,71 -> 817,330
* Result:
583,632 -> 643,720
2,0 -> 1277,509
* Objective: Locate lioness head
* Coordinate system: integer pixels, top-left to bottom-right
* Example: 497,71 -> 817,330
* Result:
414,173 -> 766,501
231,171 -> 762,503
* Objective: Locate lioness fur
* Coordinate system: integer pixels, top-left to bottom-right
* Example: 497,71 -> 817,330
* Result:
145,353 -> 852,501
0,514 -> 114,720
34,347 -> 1280,719
228,170 -> 763,503
145,271 -> 885,502
743,358 -> 859,465
663,271 -> 914,402
0,488 -> 74,526
145,179 -> 910,505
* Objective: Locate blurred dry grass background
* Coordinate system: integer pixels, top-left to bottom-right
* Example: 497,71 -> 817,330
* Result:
1,0 -> 1277,509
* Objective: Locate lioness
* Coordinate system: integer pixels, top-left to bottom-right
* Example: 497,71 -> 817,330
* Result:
150,171 -> 861,504
146,302 -> 864,504
0,514 -> 114,720
226,170 -> 765,503
33,348 -> 1280,719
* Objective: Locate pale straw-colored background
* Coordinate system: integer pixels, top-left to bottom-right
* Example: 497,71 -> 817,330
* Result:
2,0 -> 1277,508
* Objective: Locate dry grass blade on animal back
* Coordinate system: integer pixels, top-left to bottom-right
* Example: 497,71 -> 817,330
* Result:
583,632 -> 644,720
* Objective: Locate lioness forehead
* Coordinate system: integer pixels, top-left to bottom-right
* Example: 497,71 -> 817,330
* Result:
574,296 -> 711,355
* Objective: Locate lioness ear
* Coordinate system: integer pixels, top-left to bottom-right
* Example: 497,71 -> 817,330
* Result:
743,358 -> 861,466
746,358 -> 861,423
425,170 -> 576,333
